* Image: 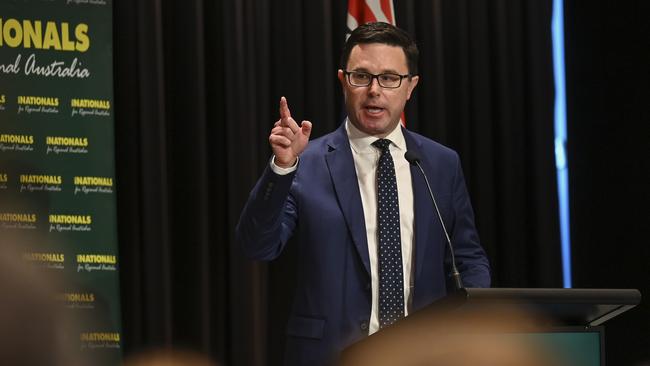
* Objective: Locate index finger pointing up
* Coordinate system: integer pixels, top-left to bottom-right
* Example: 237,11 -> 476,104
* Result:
279,96 -> 300,132
279,96 -> 291,121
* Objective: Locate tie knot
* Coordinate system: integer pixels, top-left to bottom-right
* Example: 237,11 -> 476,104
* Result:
372,138 -> 392,152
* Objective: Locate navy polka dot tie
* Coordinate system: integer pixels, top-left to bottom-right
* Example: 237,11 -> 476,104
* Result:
372,138 -> 405,329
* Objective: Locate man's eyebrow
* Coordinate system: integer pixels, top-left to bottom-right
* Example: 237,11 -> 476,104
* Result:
350,67 -> 403,74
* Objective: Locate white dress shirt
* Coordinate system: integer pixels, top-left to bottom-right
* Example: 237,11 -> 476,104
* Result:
270,119 -> 415,335
345,119 -> 414,334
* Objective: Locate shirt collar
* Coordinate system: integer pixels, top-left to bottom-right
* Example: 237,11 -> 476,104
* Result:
345,118 -> 406,154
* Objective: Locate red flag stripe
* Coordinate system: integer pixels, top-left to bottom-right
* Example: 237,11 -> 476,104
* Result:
360,1 -> 378,23
348,0 -> 399,28
348,1 -> 377,26
380,0 -> 394,24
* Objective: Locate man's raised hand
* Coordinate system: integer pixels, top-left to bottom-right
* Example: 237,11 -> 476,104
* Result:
269,97 -> 312,168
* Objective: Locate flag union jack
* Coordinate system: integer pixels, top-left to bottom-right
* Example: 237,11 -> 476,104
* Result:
347,0 -> 396,34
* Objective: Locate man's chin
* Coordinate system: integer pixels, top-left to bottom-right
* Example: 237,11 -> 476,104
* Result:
359,119 -> 396,136
364,126 -> 392,137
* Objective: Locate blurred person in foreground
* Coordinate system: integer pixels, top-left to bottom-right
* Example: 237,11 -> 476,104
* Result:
237,22 -> 490,365
0,242 -> 81,365
123,348 -> 219,366
339,305 -> 569,366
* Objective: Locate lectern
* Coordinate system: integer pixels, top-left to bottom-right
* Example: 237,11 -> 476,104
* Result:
340,288 -> 641,366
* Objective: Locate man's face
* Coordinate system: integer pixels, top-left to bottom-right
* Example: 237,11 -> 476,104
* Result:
338,43 -> 419,137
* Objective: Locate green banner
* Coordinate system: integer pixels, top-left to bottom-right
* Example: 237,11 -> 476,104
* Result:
0,0 -> 121,364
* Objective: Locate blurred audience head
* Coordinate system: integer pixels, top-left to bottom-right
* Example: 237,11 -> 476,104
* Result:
0,243 -> 79,365
339,305 -> 568,366
123,348 -> 220,366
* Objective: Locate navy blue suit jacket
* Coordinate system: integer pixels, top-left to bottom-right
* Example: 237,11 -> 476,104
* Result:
236,123 -> 490,365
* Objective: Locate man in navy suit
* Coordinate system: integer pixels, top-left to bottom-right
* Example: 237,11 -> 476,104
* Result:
236,22 -> 490,366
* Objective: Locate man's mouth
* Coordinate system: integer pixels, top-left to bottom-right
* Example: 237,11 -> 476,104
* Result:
364,106 -> 384,115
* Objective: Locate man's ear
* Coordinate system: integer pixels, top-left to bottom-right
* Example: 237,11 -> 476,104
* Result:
406,75 -> 419,100
337,69 -> 346,86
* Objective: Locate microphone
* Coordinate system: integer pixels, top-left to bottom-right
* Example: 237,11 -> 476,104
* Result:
404,150 -> 464,291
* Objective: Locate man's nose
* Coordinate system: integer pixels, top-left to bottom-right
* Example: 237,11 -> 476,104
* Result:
367,77 -> 381,95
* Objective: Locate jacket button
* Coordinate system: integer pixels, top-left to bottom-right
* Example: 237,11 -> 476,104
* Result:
360,321 -> 368,331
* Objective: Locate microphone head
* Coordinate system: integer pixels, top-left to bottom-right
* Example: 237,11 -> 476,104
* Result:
404,150 -> 421,165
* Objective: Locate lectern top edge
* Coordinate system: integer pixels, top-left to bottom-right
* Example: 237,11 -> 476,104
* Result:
459,287 -> 641,305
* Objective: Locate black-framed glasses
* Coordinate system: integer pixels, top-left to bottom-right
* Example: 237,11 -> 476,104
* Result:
344,70 -> 410,88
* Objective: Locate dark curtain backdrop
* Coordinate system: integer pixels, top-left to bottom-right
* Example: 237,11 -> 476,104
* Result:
564,1 -> 650,364
113,1 -> 561,365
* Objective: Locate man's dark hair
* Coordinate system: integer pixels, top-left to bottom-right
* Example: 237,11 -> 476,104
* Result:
341,22 -> 419,75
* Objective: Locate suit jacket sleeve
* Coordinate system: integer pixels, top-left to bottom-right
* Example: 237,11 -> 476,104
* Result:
235,164 -> 298,260
450,153 -> 491,287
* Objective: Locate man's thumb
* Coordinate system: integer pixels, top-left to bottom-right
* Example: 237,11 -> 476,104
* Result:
301,120 -> 312,137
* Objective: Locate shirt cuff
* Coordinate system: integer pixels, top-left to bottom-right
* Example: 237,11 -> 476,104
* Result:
270,156 -> 299,175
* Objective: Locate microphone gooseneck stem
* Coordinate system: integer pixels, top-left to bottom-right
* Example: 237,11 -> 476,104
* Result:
414,159 -> 464,291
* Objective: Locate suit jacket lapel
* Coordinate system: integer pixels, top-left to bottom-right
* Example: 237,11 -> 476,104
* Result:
325,124 -> 371,276
403,128 -> 429,280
